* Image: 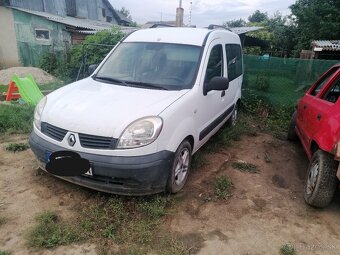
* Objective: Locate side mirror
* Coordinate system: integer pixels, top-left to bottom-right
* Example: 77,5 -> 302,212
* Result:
87,64 -> 99,75
204,77 -> 229,95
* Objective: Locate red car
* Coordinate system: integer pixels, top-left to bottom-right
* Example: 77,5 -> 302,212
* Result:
288,63 -> 340,208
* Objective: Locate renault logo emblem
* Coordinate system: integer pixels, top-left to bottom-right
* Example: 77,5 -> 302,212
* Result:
68,134 -> 76,147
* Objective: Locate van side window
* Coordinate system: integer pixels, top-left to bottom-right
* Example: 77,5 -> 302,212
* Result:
205,45 -> 223,83
225,44 -> 242,81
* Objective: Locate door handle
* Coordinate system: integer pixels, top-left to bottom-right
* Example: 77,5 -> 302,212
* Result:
221,91 -> 225,97
317,114 -> 322,120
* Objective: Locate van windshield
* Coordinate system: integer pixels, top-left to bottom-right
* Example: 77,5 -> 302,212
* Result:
94,42 -> 202,90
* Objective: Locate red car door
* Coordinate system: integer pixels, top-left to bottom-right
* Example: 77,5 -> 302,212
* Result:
296,66 -> 340,158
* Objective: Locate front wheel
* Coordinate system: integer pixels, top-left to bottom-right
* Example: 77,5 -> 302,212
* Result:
166,140 -> 192,193
304,149 -> 339,208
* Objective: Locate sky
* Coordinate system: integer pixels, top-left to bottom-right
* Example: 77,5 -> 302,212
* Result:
109,0 -> 296,27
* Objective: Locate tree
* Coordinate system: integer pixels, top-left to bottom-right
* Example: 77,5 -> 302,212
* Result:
290,0 -> 340,51
248,10 -> 268,23
223,19 -> 246,28
116,7 -> 131,20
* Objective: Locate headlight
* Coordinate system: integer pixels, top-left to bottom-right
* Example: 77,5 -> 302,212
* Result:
117,117 -> 163,149
34,97 -> 47,131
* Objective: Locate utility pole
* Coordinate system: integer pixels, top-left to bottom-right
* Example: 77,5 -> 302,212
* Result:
176,0 -> 184,27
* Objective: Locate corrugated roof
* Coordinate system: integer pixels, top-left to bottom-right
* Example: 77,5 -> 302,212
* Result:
312,40 -> 340,51
12,7 -> 113,31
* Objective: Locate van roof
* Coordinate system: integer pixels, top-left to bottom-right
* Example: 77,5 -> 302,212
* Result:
123,27 -> 239,47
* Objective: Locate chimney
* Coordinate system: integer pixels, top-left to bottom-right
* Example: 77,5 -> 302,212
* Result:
176,0 -> 184,27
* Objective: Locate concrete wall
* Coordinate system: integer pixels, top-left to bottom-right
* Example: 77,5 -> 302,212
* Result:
0,7 -> 20,67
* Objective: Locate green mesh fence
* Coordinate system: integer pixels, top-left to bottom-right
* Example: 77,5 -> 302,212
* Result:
243,55 -> 339,107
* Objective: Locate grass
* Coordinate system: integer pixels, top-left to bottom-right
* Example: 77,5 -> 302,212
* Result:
0,104 -> 34,135
5,142 -> 29,152
26,195 -> 181,253
232,161 -> 259,173
214,176 -> 233,199
0,251 -> 11,255
280,244 -> 296,255
38,81 -> 65,92
26,211 -> 81,249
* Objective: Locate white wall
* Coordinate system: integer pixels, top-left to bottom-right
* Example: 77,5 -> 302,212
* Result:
0,7 -> 20,68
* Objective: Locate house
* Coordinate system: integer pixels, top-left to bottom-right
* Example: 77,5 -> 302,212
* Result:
311,40 -> 340,60
0,0 -> 132,67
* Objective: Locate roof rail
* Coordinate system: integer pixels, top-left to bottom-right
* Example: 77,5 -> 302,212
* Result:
207,24 -> 232,32
150,23 -> 175,28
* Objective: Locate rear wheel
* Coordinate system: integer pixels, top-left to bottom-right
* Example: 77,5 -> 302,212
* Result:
304,149 -> 338,208
227,103 -> 239,127
287,111 -> 298,141
166,140 -> 192,193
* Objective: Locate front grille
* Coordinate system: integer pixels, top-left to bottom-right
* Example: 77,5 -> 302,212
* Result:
41,122 -> 68,142
79,133 -> 117,149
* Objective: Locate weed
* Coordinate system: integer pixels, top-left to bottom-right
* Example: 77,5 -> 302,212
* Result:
5,142 -> 29,152
0,251 -> 11,255
137,196 -> 169,219
27,211 -> 81,248
214,176 -> 233,199
157,235 -> 189,255
280,243 -> 296,255
232,161 -> 258,173
0,217 -> 6,226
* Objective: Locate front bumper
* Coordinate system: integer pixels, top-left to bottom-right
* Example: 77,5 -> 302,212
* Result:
29,131 -> 174,195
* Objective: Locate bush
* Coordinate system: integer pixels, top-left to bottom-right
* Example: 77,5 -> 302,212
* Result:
255,72 -> 270,91
39,27 -> 124,82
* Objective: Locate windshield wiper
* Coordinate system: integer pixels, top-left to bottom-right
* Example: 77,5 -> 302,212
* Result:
124,81 -> 168,90
93,76 -> 129,86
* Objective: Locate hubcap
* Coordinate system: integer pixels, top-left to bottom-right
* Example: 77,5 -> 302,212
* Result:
174,148 -> 190,186
306,161 -> 319,195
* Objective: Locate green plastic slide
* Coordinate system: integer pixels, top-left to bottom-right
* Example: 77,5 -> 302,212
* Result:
11,74 -> 44,106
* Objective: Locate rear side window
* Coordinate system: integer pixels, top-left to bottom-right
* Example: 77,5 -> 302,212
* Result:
322,76 -> 340,103
205,45 -> 223,83
225,44 -> 242,81
310,67 -> 338,96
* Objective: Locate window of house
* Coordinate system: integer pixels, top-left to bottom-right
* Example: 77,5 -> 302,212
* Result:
106,16 -> 113,22
102,8 -> 106,17
35,29 -> 50,40
205,44 -> 223,84
225,44 -> 242,81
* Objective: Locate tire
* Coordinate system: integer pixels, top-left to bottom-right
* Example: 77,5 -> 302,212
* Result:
287,111 -> 298,141
304,149 -> 339,208
227,103 -> 239,127
166,140 -> 192,193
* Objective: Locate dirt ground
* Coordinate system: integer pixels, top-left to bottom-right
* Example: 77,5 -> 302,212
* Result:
1,133 -> 340,255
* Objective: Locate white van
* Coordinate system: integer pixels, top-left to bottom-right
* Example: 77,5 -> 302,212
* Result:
29,27 -> 243,195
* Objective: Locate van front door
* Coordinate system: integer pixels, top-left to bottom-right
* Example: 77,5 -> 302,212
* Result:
196,41 -> 232,147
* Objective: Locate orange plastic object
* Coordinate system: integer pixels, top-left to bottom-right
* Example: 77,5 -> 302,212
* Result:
5,81 -> 21,101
